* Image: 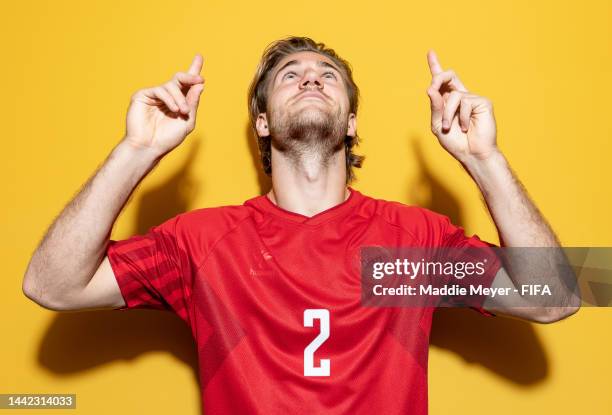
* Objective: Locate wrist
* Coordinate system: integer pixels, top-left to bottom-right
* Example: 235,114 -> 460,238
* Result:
461,148 -> 505,173
114,138 -> 163,172
460,149 -> 509,190
117,137 -> 164,163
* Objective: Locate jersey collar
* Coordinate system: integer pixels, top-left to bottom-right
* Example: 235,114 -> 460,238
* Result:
246,186 -> 362,226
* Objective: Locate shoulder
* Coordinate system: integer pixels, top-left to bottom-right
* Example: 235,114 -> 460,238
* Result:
358,192 -> 454,241
153,202 -> 256,257
176,203 -> 254,240
176,204 -> 253,231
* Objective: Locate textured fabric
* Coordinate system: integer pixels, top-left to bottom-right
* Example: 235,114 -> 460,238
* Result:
106,188 -> 501,414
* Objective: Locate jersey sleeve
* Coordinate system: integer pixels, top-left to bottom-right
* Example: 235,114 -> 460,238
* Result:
106,215 -> 191,324
423,209 -> 502,317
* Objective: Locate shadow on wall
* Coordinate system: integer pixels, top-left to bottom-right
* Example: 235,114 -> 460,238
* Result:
36,134 -> 548,412
409,135 -> 549,384
134,138 -> 202,233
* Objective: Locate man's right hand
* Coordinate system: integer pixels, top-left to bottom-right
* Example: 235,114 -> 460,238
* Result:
123,54 -> 205,158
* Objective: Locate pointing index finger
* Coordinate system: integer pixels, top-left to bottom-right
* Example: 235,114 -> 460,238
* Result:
187,54 -> 204,76
427,50 -> 443,76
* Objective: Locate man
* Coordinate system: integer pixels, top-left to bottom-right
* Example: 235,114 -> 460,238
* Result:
23,37 -> 579,414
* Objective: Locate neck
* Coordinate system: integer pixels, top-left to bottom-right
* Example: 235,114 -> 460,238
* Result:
268,145 -> 349,217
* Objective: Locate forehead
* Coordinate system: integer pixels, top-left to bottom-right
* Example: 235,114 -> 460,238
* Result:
274,51 -> 338,71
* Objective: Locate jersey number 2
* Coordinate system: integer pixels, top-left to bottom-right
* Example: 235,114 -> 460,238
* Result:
303,308 -> 330,377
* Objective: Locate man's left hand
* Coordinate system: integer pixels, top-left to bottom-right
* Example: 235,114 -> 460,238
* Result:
426,50 -> 498,164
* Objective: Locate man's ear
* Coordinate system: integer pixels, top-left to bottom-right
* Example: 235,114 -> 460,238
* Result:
347,113 -> 357,137
256,113 -> 269,137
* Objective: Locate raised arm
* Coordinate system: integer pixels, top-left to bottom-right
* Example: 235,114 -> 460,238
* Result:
425,50 -> 580,323
22,55 -> 205,311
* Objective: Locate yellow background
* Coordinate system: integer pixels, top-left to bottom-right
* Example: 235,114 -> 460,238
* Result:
2,0 -> 610,413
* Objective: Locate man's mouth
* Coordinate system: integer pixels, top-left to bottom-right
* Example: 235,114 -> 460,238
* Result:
295,91 -> 327,102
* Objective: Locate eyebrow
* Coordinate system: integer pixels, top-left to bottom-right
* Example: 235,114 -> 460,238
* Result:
273,59 -> 342,81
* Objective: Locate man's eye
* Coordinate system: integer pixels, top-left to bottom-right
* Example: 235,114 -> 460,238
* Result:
283,71 -> 297,80
323,71 -> 337,80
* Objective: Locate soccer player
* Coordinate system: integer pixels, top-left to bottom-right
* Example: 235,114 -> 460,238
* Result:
23,37 -> 579,414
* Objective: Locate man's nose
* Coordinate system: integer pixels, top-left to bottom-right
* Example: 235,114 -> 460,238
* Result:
299,69 -> 323,89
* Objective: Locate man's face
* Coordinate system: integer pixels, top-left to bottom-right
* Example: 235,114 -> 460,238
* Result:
256,51 -> 356,148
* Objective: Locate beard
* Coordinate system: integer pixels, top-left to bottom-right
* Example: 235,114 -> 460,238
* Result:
267,103 -> 348,168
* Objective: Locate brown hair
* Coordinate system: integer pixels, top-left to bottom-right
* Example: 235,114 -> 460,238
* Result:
247,36 -> 364,183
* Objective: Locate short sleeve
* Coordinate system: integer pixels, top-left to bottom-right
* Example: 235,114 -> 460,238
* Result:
430,212 -> 502,317
106,215 -> 191,324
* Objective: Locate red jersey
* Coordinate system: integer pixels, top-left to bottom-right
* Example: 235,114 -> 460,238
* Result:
106,187 -> 500,414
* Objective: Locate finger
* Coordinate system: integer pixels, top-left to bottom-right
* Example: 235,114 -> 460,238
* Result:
459,97 -> 474,133
427,85 -> 444,126
442,91 -> 464,130
164,81 -> 190,114
187,54 -> 204,76
143,86 -> 180,113
427,50 -> 443,76
186,83 -> 205,115
174,71 -> 203,87
430,69 -> 468,94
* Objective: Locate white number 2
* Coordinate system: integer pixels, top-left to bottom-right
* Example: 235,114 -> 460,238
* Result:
303,308 -> 330,377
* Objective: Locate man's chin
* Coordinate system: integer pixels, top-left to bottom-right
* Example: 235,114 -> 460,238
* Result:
292,106 -> 332,125
269,106 -> 346,148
